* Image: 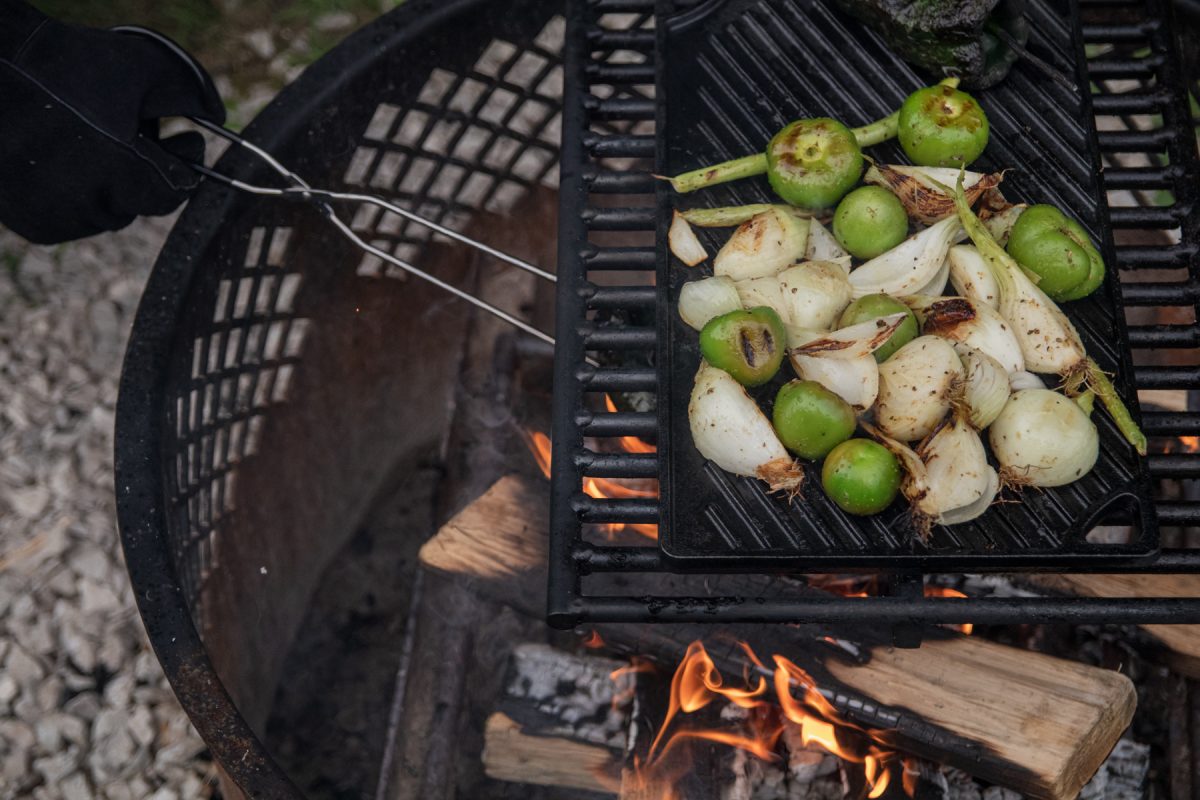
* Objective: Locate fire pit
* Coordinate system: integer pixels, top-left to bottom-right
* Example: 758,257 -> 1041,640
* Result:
113,0 -> 1200,798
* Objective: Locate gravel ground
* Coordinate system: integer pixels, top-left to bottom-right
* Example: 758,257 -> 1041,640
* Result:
0,218 -> 216,799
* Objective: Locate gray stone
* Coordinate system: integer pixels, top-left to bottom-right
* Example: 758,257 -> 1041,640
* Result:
243,29 -> 276,60
60,772 -> 95,800
63,691 -> 102,721
0,674 -> 18,705
34,747 -> 81,784
5,644 -> 44,687
127,705 -> 156,748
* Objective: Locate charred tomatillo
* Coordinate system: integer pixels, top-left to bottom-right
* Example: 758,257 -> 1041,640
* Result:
897,82 -> 989,167
699,307 -> 786,387
772,380 -> 856,460
838,294 -> 918,362
666,79 -> 962,209
821,438 -> 901,515
832,186 -> 909,259
1005,204 -> 1105,301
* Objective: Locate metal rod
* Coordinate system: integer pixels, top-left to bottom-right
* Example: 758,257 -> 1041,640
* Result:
566,595 -> 1200,625
187,117 -> 583,357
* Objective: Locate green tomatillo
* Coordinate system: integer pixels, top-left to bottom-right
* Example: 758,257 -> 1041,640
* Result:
699,307 -> 786,387
838,294 -> 918,362
821,438 -> 901,516
772,380 -> 857,460
1005,204 -> 1105,302
897,82 -> 989,167
832,186 -> 909,259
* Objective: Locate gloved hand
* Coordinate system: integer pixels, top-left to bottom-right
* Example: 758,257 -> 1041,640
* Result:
0,0 -> 225,244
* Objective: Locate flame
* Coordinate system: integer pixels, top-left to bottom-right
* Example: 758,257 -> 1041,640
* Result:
583,630 -> 606,649
923,586 -> 974,635
1181,436 -> 1200,453
522,424 -> 659,541
623,642 -> 908,799
604,395 -> 656,454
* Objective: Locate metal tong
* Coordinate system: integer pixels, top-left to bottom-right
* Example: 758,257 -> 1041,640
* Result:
188,118 -> 563,351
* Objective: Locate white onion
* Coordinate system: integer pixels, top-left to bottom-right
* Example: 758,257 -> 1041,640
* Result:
913,254 -> 951,296
778,261 -> 853,330
714,208 -> 809,280
875,336 -> 963,441
734,276 -> 791,323
668,211 -> 708,267
678,276 -> 741,330
907,294 -> 1025,375
790,353 -> 878,413
848,216 -> 962,298
917,414 -> 997,519
790,313 -> 907,361
689,362 -> 804,493
955,345 -> 1010,430
989,389 -> 1099,487
982,204 -> 1027,246
947,244 -> 999,309
806,218 -> 849,261
1008,370 -> 1047,392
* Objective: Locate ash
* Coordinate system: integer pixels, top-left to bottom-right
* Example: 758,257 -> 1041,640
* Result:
0,220 -> 214,799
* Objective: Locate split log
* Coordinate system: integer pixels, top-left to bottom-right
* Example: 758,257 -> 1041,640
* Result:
420,475 -> 1136,800
483,713 -> 619,794
1025,573 -> 1200,678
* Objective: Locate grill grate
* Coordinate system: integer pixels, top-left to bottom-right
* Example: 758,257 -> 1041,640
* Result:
548,0 -> 1200,627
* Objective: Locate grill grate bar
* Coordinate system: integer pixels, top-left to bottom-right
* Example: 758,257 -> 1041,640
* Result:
1090,90 -> 1173,113
580,367 -> 657,392
1135,366 -> 1200,388
1114,245 -> 1197,268
584,170 -> 658,193
583,206 -> 657,230
576,500 -> 660,524
583,246 -> 656,269
1087,57 -> 1165,78
1149,454 -> 1200,478
578,410 -> 657,437
587,285 -> 657,308
1102,165 -> 1179,188
586,96 -> 657,119
1127,325 -> 1200,347
1143,412 -> 1200,435
576,450 -> 659,478
582,326 -> 656,349
586,133 -> 656,157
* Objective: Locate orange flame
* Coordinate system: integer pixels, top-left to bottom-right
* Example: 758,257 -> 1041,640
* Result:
923,586 -> 974,635
523,425 -> 659,541
604,395 -> 657,454
624,642 -> 907,799
583,630 -> 606,649
1181,436 -> 1200,453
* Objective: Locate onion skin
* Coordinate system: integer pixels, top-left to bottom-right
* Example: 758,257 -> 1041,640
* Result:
864,163 -> 1001,225
790,352 -> 878,413
989,389 -> 1099,487
911,294 -> 1025,374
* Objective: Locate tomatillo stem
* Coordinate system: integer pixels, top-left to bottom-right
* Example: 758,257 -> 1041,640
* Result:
670,152 -> 768,194
1086,358 -> 1147,456
850,77 -> 960,147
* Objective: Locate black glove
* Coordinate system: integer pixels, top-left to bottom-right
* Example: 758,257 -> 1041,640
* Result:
0,1 -> 225,244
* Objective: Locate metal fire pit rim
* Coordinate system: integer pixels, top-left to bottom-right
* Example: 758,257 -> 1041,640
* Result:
113,1 -> 489,796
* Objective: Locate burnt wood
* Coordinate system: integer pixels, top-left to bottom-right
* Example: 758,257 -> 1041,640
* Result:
420,475 -> 1137,800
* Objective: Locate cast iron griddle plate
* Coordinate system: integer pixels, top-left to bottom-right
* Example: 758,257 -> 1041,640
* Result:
657,0 -> 1157,568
